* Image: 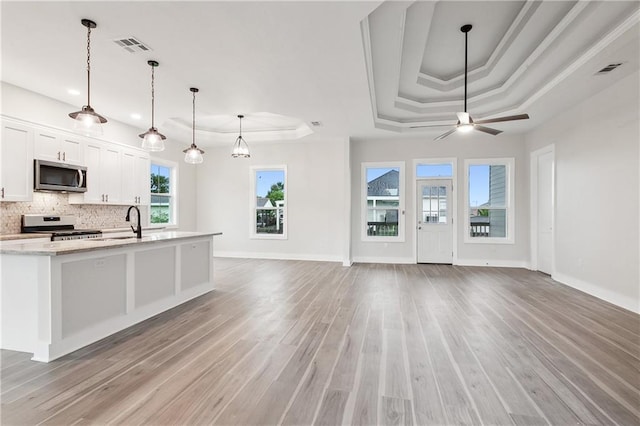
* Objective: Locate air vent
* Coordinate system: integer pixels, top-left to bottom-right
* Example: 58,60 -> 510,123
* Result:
310,121 -> 323,127
595,63 -> 623,75
113,37 -> 152,53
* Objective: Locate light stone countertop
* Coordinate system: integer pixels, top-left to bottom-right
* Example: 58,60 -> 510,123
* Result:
0,233 -> 52,241
0,231 -> 222,256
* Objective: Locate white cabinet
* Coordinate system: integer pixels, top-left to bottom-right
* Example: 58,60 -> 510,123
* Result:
121,150 -> 149,205
34,130 -> 82,165
1,121 -> 33,202
70,141 -> 122,205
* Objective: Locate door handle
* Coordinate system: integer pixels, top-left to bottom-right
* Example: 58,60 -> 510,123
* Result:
418,226 -> 422,230
77,169 -> 84,189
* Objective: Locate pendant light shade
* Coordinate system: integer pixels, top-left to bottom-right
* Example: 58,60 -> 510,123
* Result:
69,19 -> 107,136
231,114 -> 250,158
139,60 -> 166,151
183,88 -> 204,164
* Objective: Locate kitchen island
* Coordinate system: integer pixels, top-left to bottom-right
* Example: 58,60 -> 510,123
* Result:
0,231 -> 220,362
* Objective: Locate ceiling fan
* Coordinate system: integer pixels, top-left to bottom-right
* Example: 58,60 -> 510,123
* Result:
419,24 -> 530,141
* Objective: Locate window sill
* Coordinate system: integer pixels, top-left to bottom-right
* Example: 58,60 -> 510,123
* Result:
362,237 -> 406,243
251,234 -> 288,240
464,237 -> 515,245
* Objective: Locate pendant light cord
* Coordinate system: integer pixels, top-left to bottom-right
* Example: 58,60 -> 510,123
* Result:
151,65 -> 155,128
239,116 -> 242,138
192,90 -> 196,148
86,25 -> 92,107
464,30 -> 468,113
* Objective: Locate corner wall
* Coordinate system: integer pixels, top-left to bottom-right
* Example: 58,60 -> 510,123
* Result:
525,71 -> 640,313
196,137 -> 349,262
350,133 -> 530,266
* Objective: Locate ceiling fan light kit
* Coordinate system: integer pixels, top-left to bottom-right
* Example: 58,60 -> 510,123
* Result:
139,60 -> 167,152
433,24 -> 530,141
68,19 -> 107,136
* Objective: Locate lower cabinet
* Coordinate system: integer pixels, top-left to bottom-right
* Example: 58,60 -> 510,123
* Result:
0,235 -> 214,362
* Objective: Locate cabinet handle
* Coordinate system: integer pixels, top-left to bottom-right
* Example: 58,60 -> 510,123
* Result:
105,194 -> 109,202
1,187 -> 4,198
63,152 -> 66,161
101,194 -> 105,202
57,151 -> 61,160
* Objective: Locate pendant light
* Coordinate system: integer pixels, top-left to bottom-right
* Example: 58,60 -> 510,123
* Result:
69,19 -> 107,136
183,88 -> 205,164
231,114 -> 251,158
139,60 -> 166,151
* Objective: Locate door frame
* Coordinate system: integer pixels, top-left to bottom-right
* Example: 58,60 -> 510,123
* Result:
530,144 -> 555,274
412,158 -> 458,264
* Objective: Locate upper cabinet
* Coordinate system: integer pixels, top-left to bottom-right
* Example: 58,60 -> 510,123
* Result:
122,149 -> 150,205
34,129 -> 83,165
1,120 -> 33,202
2,115 -> 151,206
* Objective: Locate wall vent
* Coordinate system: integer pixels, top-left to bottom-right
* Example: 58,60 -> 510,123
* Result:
595,63 -> 623,75
310,121 -> 323,127
113,37 -> 152,53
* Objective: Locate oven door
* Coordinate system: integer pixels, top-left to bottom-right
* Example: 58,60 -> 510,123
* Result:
34,160 -> 87,193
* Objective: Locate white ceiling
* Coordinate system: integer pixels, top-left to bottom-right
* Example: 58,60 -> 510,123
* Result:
2,1 -> 639,147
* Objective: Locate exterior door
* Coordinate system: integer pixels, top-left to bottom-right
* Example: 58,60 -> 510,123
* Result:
417,179 -> 453,263
536,150 -> 554,274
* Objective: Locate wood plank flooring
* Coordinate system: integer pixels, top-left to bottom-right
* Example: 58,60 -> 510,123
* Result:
2,259 -> 639,425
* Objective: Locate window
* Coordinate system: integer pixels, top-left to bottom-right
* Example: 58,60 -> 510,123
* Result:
150,161 -> 177,226
465,158 -> 514,243
416,163 -> 453,178
362,162 -> 405,241
251,166 -> 287,239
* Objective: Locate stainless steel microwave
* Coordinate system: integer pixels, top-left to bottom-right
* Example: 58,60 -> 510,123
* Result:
34,159 -> 87,193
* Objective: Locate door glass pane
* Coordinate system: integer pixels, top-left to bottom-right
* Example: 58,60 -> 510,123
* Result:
422,184 -> 447,224
417,163 -> 453,178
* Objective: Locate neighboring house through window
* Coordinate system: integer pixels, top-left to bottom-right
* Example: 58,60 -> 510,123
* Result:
362,162 -> 405,242
251,166 -> 287,239
150,160 -> 177,226
465,158 -> 514,243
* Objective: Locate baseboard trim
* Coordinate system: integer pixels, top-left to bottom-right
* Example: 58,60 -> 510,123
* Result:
552,272 -> 639,314
352,256 -> 415,265
455,259 -> 531,269
214,251 -> 342,263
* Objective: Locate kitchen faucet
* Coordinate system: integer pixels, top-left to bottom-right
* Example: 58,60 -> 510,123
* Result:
126,205 -> 142,239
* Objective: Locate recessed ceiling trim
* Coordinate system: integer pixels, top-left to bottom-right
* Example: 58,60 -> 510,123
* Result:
392,1 -> 594,114
415,0 -> 539,90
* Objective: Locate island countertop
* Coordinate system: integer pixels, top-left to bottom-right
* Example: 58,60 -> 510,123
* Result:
0,231 -> 223,256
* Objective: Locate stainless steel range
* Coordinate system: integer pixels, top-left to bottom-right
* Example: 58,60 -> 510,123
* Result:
21,214 -> 102,241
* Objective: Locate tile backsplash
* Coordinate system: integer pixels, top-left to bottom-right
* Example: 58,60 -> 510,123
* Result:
0,192 -> 148,234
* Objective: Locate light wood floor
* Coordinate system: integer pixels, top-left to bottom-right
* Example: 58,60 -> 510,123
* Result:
2,259 -> 639,425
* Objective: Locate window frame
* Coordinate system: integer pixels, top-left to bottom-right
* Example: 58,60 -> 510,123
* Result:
361,161 -> 405,242
149,158 -> 179,228
250,165 -> 288,240
464,157 -> 515,244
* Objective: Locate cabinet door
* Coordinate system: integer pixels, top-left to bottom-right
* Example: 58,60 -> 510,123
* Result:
82,142 -> 103,203
102,147 -> 122,204
121,151 -> 137,204
34,130 -> 61,162
60,136 -> 83,165
1,122 -> 33,201
136,154 -> 150,205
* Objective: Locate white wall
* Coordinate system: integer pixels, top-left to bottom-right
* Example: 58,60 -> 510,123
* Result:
1,82 -> 198,231
526,71 -> 640,313
196,137 -> 349,262
350,133 -> 530,266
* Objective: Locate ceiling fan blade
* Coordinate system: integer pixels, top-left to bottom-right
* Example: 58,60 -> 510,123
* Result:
474,125 -> 502,136
410,123 -> 455,128
473,114 -> 530,124
456,112 -> 470,125
434,128 -> 457,141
